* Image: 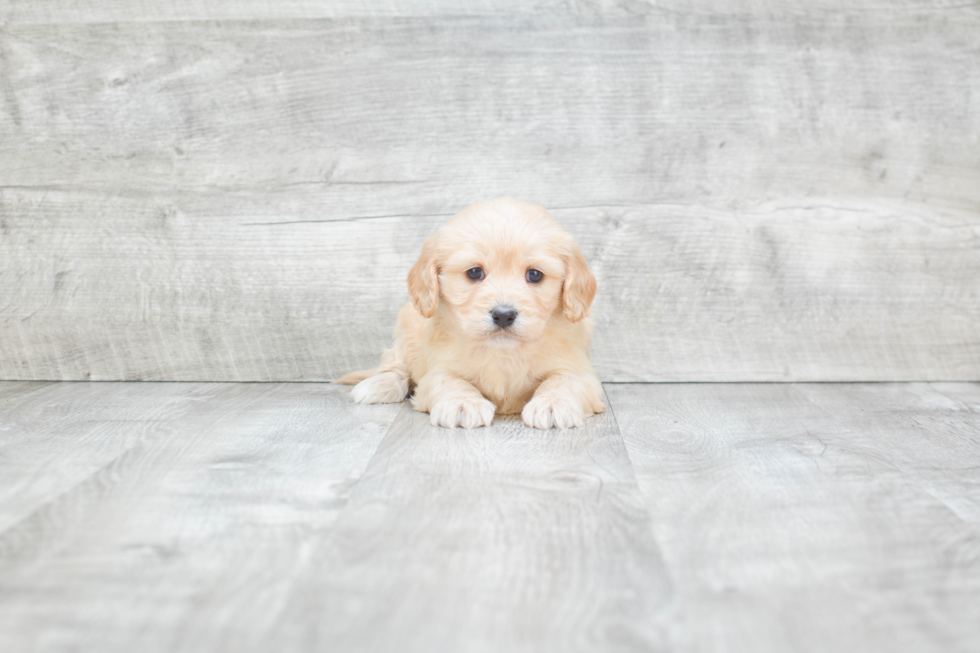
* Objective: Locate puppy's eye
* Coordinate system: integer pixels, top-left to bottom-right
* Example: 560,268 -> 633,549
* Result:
525,269 -> 543,284
466,267 -> 485,281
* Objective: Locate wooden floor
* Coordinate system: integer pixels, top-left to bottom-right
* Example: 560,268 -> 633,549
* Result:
1,381 -> 978,652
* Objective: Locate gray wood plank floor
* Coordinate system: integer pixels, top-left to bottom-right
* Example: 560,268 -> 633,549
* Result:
608,383 -> 980,653
1,381 -> 978,652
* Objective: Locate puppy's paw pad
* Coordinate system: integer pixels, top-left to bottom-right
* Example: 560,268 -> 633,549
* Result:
430,396 -> 496,429
522,395 -> 585,430
351,372 -> 409,404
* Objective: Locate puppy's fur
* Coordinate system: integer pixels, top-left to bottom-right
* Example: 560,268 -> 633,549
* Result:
337,197 -> 604,429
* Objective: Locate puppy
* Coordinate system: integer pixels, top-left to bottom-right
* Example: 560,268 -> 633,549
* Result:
337,197 -> 604,429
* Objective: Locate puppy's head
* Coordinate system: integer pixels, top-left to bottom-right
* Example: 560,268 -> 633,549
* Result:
407,197 -> 596,345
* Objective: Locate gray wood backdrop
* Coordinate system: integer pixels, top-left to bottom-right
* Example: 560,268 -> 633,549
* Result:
1,1 -> 978,382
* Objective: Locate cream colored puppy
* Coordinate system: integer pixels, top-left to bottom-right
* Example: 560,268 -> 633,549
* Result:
338,197 -> 604,429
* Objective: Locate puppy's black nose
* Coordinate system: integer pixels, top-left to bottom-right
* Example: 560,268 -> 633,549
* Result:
491,305 -> 518,329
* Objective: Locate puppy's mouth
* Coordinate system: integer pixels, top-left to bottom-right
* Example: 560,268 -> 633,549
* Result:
484,327 -> 526,347
465,317 -> 528,345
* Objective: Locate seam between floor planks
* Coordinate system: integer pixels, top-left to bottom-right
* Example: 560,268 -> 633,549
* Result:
2,381 -> 979,652
268,390 -> 672,653
0,382 -> 400,543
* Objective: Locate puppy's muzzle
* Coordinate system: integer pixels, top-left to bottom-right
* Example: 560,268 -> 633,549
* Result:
491,305 -> 518,329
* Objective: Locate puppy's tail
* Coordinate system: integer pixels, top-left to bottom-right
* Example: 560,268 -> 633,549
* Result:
334,368 -> 377,385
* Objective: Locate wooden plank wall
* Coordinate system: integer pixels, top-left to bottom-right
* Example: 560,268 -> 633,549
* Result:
1,2 -> 978,381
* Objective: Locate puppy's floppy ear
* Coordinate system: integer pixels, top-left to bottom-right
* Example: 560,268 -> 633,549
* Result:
407,233 -> 440,318
562,243 -> 596,323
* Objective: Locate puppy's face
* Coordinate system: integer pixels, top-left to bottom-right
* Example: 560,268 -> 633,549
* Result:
407,198 -> 596,346
439,238 -> 565,347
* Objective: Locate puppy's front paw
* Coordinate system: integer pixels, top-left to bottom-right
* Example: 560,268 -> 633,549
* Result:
351,372 -> 409,404
522,394 -> 585,430
430,396 -> 496,429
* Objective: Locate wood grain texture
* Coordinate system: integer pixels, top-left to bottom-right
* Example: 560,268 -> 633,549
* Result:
0,381 -> 222,533
0,381 -> 401,653
2,9 -> 979,381
271,390 -> 672,653
2,381 -> 978,651
2,0 -> 976,23
0,0 -> 633,24
2,193 -> 977,381
607,382 -> 980,653
793,382 -> 980,527
0,382 -> 670,653
2,14 -> 976,203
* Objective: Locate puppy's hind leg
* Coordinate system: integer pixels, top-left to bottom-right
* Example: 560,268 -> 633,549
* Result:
344,302 -> 423,405
350,352 -> 410,404
351,370 -> 410,403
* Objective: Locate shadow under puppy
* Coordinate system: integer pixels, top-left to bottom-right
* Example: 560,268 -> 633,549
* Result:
338,197 -> 604,429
